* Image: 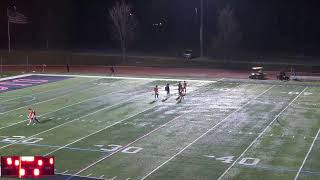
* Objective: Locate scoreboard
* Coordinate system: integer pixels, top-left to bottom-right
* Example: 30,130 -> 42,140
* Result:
1,156 -> 54,178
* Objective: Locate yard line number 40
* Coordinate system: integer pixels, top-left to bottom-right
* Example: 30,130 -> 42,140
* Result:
206,155 -> 260,166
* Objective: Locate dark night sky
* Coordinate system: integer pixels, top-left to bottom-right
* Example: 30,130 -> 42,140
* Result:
0,0 -> 320,55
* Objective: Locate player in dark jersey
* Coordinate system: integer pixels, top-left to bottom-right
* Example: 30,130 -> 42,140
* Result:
177,82 -> 184,101
110,66 -> 115,76
165,84 -> 170,96
183,81 -> 187,95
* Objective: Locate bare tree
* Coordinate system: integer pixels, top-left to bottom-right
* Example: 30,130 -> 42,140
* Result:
109,0 -> 138,61
211,6 -> 241,56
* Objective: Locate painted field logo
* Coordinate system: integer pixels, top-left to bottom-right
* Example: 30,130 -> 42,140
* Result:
0,75 -> 71,93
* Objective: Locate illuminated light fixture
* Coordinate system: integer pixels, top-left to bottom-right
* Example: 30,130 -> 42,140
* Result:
21,156 -> 34,162
49,158 -> 54,165
14,159 -> 19,166
7,158 -> 12,165
38,159 -> 43,166
34,169 -> 40,176
19,169 -> 25,176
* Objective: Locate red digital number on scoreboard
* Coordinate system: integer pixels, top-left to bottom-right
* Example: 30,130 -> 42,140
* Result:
1,156 -> 54,178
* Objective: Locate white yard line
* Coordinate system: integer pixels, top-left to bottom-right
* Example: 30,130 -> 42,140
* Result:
45,105 -> 157,156
0,78 -> 99,115
0,79 -> 93,104
67,113 -> 186,179
33,73 -> 219,83
56,173 -> 104,180
294,127 -> 320,180
0,86 -> 113,130
217,87 -> 308,180
0,94 -> 144,151
140,85 -> 275,180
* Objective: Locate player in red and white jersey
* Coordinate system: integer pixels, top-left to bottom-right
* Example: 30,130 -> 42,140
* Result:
27,108 -> 40,125
154,85 -> 159,100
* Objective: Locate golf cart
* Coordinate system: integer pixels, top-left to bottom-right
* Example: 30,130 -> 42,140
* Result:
249,67 -> 266,80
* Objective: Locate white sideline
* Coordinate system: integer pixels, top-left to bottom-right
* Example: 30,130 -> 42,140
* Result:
0,78 -> 98,115
217,87 -> 308,180
140,85 -> 275,180
0,94 -> 144,151
45,105 -> 157,156
294,128 -> 320,180
32,73 -> 221,83
0,74 -> 31,81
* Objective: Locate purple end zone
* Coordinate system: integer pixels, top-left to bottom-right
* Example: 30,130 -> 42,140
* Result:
0,75 -> 72,93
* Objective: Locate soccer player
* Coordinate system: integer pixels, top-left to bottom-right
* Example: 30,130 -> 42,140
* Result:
110,66 -> 115,76
178,82 -> 182,94
154,85 -> 159,100
27,108 -> 40,125
177,82 -> 184,101
165,83 -> 170,96
183,81 -> 187,95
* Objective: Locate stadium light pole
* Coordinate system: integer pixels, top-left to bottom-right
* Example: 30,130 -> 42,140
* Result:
7,7 -> 11,53
200,0 -> 204,57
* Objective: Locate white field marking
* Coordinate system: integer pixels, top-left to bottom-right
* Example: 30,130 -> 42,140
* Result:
0,86 -> 128,130
99,175 -> 105,178
217,87 -> 308,180
0,76 -> 99,104
69,112 -> 188,178
45,105 -> 157,156
56,173 -> 105,180
62,170 -> 69,174
204,155 -> 215,158
294,128 -> 320,180
140,85 -> 275,180
0,79 -> 99,115
94,145 -> 104,148
0,80 -> 82,103
33,73 -> 220,83
86,173 -> 92,177
0,74 -> 31,81
0,94 -> 145,150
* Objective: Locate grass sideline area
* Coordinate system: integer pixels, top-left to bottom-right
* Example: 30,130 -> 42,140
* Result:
1,50 -> 320,72
0,72 -> 20,78
0,74 -> 319,180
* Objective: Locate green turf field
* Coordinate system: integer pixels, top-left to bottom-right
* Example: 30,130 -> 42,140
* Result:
0,74 -> 319,180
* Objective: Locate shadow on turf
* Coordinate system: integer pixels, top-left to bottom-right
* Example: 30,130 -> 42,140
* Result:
38,118 -> 54,124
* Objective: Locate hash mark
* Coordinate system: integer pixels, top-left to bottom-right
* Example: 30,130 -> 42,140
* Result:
94,145 -> 104,148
